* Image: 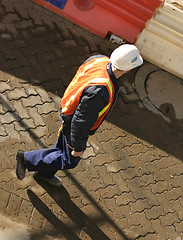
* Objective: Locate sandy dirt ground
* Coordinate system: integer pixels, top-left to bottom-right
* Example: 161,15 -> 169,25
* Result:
0,214 -> 30,240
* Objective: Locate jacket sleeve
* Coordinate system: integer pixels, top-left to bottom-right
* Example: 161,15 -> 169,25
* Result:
70,85 -> 109,152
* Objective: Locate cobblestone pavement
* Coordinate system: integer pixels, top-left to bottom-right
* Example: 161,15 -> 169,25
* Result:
0,1 -> 183,239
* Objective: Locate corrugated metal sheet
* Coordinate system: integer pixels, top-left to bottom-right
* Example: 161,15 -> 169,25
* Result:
135,2 -> 183,79
32,0 -> 164,43
91,0 -> 162,29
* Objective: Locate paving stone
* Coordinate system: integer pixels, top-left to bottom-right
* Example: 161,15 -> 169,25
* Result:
106,160 -> 129,173
43,132 -> 57,147
11,49 -> 29,66
3,123 -> 20,141
18,200 -> 33,224
36,87 -> 53,102
120,205 -> 139,227
99,165 -> 114,186
130,199 -> 151,213
122,93 -> 139,103
101,141 -> 123,161
0,82 -> 11,92
151,168 -> 172,182
0,22 -> 6,31
96,129 -> 117,143
0,104 -> 4,114
29,207 -> 45,228
97,184 -> 119,200
90,153 -> 111,166
1,34 -> 12,42
5,23 -> 18,36
138,174 -> 156,187
87,135 -> 106,155
22,95 -> 42,107
151,219 -> 168,239
112,173 -> 130,193
82,146 -> 95,159
156,194 -> 174,214
138,233 -> 158,240
174,221 -> 183,234
151,180 -> 171,194
165,187 -> 183,201
131,157 -> 151,175
126,179 -> 146,200
141,187 -> 160,206
8,39 -> 27,49
21,118 -> 35,129
169,174 -> 183,188
14,120 -> 29,132
121,167 -> 141,180
2,59 -> 20,70
7,88 -> 27,100
164,225 -> 179,240
168,164 -> 183,176
171,198 -> 183,220
135,212 -> 154,233
123,143 -> 151,156
0,189 -> 10,213
6,194 -> 22,217
13,2 -> 29,19
0,125 -> 7,136
27,107 -> 45,126
12,100 -> 31,119
1,112 -> 17,124
113,135 -> 139,148
36,102 -> 57,115
159,212 -> 179,227
32,125 -> 46,139
2,13 -> 20,23
16,19 -> 34,29
44,112 -> 60,134
154,156 -> 180,170
123,225 -> 143,239
1,150 -> 15,170
115,191 -> 136,206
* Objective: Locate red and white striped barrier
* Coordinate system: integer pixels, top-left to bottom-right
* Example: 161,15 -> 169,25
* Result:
31,0 -> 183,78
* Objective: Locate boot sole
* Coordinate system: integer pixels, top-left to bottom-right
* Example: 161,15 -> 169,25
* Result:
16,150 -> 26,180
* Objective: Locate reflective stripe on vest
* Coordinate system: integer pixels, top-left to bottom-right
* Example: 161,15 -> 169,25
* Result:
88,78 -> 113,118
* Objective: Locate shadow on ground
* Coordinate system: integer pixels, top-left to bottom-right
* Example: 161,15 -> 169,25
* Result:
107,83 -> 183,162
28,178 -> 128,240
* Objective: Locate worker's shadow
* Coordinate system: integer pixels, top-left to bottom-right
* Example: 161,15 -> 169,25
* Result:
27,180 -> 111,240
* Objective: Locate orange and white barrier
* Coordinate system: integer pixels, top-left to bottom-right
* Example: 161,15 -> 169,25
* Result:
135,2 -> 183,79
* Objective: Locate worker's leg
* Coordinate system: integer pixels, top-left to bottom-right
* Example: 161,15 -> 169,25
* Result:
24,148 -> 62,178
23,131 -> 81,178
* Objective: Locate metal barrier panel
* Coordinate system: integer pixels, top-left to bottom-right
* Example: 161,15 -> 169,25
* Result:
32,0 -> 163,43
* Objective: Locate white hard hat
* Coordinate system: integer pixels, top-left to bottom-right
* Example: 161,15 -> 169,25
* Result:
110,44 -> 143,71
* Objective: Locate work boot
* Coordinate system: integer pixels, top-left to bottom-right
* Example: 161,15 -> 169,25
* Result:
16,150 -> 26,180
33,172 -> 62,187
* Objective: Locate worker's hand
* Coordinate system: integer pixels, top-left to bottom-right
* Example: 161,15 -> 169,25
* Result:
71,150 -> 83,157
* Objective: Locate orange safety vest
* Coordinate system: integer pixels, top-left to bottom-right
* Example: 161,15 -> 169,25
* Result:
61,57 -> 115,131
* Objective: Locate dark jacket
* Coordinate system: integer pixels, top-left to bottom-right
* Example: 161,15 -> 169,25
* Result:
61,55 -> 120,152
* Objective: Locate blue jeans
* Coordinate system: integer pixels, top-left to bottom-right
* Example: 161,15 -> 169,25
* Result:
24,131 -> 81,178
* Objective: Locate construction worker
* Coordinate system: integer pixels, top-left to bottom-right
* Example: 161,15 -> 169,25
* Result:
16,44 -> 143,187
